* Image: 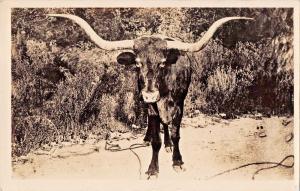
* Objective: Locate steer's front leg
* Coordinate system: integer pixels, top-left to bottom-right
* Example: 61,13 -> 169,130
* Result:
145,115 -> 161,178
143,124 -> 152,144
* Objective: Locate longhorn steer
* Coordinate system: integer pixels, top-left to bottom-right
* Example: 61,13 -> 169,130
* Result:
48,14 -> 253,178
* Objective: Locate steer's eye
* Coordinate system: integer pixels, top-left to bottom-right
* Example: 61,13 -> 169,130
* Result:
159,58 -> 166,68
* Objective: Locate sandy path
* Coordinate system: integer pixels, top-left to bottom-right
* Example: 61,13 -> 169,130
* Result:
13,114 -> 294,180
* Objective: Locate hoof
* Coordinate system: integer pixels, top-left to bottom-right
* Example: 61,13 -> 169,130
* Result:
172,164 -> 186,173
145,170 -> 159,180
172,160 -> 185,172
143,136 -> 152,143
143,141 -> 151,146
165,146 -> 172,153
173,160 -> 184,166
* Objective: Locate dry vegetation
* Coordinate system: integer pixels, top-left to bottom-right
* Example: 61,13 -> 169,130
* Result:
11,8 -> 293,157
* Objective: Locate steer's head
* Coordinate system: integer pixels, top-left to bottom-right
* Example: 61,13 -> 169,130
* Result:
117,37 -> 180,103
47,14 -> 253,103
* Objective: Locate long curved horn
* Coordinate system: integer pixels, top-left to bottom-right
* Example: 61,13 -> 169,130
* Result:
47,14 -> 134,51
167,17 -> 254,52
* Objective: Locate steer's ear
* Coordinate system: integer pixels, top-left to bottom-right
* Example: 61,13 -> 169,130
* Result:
166,49 -> 180,64
117,52 -> 136,65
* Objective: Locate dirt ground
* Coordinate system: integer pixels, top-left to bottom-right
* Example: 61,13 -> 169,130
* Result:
12,114 -> 294,180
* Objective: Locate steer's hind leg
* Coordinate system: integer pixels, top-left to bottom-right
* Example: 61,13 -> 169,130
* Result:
163,123 -> 172,153
171,103 -> 185,172
146,115 -> 161,178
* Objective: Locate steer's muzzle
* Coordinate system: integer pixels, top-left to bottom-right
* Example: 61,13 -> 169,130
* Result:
142,90 -> 160,103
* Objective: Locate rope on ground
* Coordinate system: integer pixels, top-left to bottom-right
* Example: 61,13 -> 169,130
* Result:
105,141 -> 149,179
105,141 -> 149,152
129,148 -> 142,179
251,155 -> 294,180
206,155 -> 294,180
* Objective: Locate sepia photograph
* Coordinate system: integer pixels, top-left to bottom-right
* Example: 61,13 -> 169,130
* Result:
0,0 -> 299,191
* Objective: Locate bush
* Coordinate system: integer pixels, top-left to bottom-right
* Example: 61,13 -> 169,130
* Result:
12,115 -> 59,157
186,35 -> 293,116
